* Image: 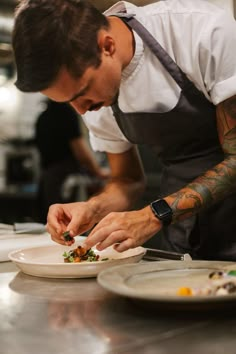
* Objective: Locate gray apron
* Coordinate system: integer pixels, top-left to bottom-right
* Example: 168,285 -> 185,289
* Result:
111,16 -> 236,261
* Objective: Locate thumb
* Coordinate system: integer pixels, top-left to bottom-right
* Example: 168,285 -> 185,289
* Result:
66,222 -> 79,237
66,221 -> 90,238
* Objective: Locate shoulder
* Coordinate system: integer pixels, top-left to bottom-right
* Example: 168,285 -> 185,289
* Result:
129,0 -> 234,33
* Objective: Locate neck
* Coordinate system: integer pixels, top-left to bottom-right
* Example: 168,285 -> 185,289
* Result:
108,16 -> 135,69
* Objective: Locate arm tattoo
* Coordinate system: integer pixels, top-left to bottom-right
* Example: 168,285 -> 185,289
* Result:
220,95 -> 236,153
223,95 -> 236,120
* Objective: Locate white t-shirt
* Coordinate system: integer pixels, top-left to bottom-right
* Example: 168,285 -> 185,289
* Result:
82,0 -> 236,153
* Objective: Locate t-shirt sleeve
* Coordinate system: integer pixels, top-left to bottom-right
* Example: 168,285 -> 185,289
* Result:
82,107 -> 133,153
199,10 -> 236,105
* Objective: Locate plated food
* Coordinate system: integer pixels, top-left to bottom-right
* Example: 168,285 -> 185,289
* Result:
8,237 -> 146,278
63,245 -> 109,263
97,260 -> 236,310
177,269 -> 236,296
61,231 -> 110,263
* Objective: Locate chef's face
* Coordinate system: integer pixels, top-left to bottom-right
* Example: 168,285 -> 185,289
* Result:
42,54 -> 122,115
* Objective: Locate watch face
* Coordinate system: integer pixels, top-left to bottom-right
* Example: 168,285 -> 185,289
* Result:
151,199 -> 172,226
152,199 -> 172,218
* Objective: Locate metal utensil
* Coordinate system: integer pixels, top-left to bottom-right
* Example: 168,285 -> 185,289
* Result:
143,248 -> 192,261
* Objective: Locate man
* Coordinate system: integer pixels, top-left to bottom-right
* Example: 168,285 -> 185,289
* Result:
12,0 -> 236,260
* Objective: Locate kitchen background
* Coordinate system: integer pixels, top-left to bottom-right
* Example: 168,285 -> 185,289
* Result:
0,0 -> 235,224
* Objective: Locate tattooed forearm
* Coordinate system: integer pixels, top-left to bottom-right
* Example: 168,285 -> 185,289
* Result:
223,127 -> 236,153
166,95 -> 236,223
170,190 -> 203,221
168,157 -> 236,222
190,157 -> 236,198
222,95 -> 236,120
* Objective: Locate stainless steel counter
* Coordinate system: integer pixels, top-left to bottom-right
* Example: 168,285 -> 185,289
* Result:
1,261 -> 236,354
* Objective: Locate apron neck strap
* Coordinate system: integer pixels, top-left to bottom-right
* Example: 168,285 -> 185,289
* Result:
122,16 -> 197,93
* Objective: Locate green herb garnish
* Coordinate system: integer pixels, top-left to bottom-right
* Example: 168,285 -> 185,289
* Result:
63,231 -> 73,242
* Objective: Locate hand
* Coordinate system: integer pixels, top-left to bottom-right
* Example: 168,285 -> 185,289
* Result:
83,206 -> 162,252
46,201 -> 98,245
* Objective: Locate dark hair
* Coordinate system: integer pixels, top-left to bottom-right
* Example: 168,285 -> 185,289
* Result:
12,0 -> 109,92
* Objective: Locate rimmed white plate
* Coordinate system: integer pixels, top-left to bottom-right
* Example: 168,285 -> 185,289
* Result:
8,239 -> 146,278
97,260 -> 236,309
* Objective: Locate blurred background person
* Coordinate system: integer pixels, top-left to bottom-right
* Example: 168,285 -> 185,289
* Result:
35,99 -> 109,223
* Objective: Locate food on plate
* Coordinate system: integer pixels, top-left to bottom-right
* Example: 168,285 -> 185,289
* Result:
177,269 -> 236,297
62,245 -> 109,263
208,270 -> 224,280
177,287 -> 193,296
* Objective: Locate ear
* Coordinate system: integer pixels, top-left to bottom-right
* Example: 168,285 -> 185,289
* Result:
98,33 -> 115,57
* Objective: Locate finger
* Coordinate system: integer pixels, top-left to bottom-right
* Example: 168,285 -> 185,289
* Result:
50,231 -> 76,245
47,209 -> 65,235
46,222 -> 62,238
50,234 -> 66,245
83,225 -> 112,249
47,222 -> 69,244
62,230 -> 75,246
66,216 -> 88,237
113,238 -> 133,252
96,230 -> 127,251
65,239 -> 75,246
47,223 -> 67,245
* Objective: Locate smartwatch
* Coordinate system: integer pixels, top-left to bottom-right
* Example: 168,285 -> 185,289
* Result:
150,199 -> 173,226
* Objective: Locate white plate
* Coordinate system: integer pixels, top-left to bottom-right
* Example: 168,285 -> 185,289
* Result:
8,238 -> 146,278
97,260 -> 236,309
